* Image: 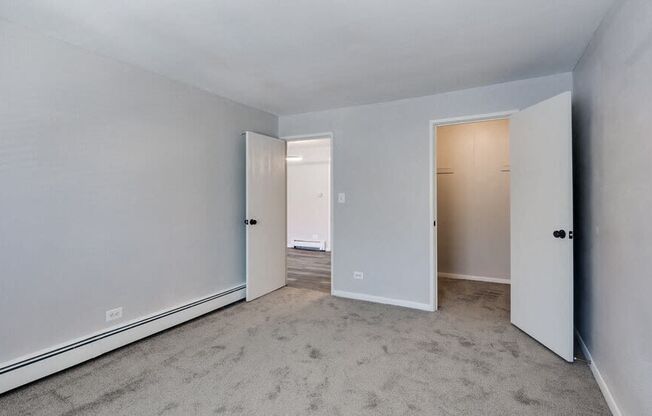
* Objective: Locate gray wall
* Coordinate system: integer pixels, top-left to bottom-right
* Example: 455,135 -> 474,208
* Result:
0,20 -> 277,364
280,73 -> 572,307
573,1 -> 652,414
437,120 -> 510,280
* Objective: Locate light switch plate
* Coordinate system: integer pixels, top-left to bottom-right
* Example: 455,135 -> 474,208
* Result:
338,193 -> 346,203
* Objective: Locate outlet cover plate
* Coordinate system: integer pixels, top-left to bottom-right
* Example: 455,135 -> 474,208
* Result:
105,307 -> 123,322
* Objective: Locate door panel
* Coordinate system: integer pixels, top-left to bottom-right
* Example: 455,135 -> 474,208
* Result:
245,132 -> 286,301
510,92 -> 574,362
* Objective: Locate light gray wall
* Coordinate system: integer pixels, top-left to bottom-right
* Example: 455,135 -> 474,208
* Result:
573,1 -> 652,414
437,120 -> 510,280
0,20 -> 277,364
280,73 -> 572,306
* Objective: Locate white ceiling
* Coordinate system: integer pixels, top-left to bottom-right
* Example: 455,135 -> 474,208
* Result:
0,0 -> 614,115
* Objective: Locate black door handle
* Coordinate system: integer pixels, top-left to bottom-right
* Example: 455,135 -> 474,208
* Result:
249,219 -> 258,225
553,229 -> 566,239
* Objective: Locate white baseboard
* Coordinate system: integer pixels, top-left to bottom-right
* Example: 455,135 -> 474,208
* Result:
576,330 -> 623,416
332,290 -> 434,312
438,272 -> 510,285
0,285 -> 245,394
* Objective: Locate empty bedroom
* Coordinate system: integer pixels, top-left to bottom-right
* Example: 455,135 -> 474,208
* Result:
1,1 -> 650,415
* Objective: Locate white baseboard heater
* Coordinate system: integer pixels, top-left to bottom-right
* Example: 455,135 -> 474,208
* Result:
438,272 -> 510,285
0,284 -> 245,394
292,239 -> 326,251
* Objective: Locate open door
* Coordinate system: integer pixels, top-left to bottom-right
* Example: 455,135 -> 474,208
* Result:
245,131 -> 287,301
510,92 -> 574,362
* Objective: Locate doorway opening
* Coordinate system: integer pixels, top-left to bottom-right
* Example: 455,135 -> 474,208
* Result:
284,135 -> 332,293
434,118 -> 511,312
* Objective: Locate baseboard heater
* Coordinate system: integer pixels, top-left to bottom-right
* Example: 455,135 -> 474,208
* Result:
0,284 -> 246,394
292,239 -> 326,251
438,272 -> 510,285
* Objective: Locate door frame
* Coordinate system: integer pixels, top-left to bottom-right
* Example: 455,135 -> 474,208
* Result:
281,132 -> 335,295
429,110 -> 517,311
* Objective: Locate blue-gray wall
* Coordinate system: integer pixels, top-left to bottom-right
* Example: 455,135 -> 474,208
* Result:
0,19 -> 277,364
573,1 -> 652,414
280,73 -> 573,308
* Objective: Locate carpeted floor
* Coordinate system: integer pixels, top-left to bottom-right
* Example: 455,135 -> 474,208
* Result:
0,278 -> 609,415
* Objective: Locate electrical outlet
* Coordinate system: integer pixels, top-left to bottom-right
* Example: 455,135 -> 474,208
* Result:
353,271 -> 364,280
338,193 -> 346,203
105,307 -> 123,322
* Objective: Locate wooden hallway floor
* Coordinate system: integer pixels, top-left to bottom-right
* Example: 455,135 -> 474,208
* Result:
286,248 -> 331,293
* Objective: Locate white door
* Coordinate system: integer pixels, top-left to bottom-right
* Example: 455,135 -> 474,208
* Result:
432,129 -> 440,311
245,131 -> 287,301
510,92 -> 574,362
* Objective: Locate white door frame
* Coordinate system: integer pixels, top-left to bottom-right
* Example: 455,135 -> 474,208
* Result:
429,110 -> 518,311
281,132 -> 335,296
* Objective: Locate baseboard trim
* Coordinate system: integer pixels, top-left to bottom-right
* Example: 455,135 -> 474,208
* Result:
332,290 -> 434,312
438,272 -> 510,285
0,284 -> 245,394
575,330 -> 623,416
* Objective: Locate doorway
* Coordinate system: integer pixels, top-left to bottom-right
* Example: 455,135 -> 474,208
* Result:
436,118 -> 511,286
285,136 -> 332,293
435,118 -> 511,318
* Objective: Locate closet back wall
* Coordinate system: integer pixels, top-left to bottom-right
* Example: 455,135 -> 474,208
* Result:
437,119 -> 510,281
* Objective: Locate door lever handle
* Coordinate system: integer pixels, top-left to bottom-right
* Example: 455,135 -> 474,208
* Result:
553,229 -> 566,239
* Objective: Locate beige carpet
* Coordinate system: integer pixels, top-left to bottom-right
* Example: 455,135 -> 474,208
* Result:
0,279 -> 609,415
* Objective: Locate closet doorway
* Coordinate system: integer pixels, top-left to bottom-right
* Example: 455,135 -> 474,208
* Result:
429,92 -> 574,362
436,119 -> 511,288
